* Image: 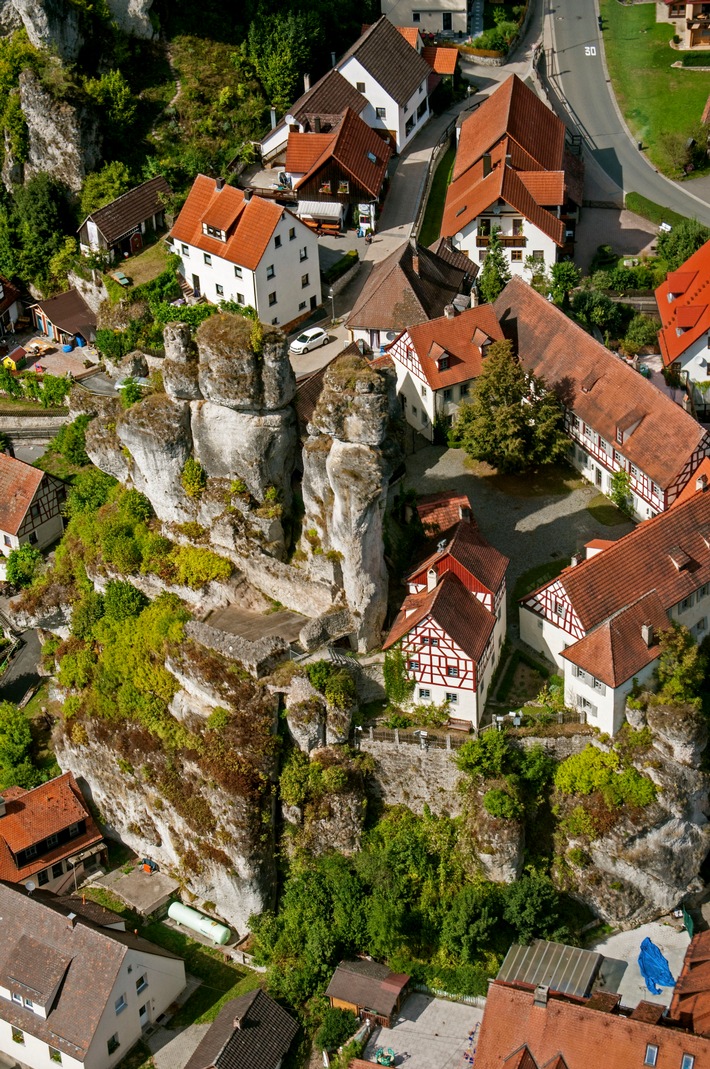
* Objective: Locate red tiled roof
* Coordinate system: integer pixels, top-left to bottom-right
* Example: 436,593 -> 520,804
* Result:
285,132 -> 336,174
416,491 -> 471,533
669,930 -> 710,1037
293,108 -> 391,199
442,151 -> 565,246
474,981 -> 710,1069
422,45 -> 459,75
453,75 -> 566,182
0,772 -> 103,884
672,458 -> 710,508
656,239 -> 710,366
529,486 -> 710,633
409,519 -> 509,597
384,569 -> 497,663
0,454 -> 44,536
170,175 -> 291,272
402,304 -> 504,390
397,25 -> 421,47
561,591 -> 667,688
517,170 -> 566,206
494,276 -> 709,491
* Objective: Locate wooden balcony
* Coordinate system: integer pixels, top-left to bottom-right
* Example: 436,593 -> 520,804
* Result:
476,235 -> 527,248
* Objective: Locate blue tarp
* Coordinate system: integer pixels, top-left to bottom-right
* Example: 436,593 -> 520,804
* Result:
638,937 -> 676,995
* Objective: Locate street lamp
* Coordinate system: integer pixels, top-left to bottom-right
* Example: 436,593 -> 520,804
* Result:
328,287 -> 335,325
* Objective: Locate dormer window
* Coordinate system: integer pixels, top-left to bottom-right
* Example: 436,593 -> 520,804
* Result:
667,292 -> 674,303
616,427 -> 624,445
438,356 -> 449,370
202,224 -> 224,241
367,151 -> 377,163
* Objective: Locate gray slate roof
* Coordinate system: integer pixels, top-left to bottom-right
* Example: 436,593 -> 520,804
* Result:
0,881 -> 180,1061
183,989 -> 299,1069
337,17 -> 432,106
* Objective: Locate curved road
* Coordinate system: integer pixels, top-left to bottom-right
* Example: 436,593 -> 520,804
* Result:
544,0 -> 710,225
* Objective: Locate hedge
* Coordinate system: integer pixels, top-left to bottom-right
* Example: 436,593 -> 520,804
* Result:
624,192 -> 690,229
322,250 -> 359,286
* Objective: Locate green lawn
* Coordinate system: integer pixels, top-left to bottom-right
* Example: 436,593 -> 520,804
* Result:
84,887 -> 262,1025
600,0 -> 710,173
104,239 -> 171,303
418,142 -> 455,247
586,492 -> 631,527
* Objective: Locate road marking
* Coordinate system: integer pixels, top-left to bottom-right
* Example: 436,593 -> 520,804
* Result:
585,45 -> 597,56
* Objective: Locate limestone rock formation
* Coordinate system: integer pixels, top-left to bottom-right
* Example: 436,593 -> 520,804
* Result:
116,394 -> 193,522
105,0 -> 155,38
19,68 -> 100,191
300,355 -> 401,651
459,782 -> 525,883
12,0 -> 83,62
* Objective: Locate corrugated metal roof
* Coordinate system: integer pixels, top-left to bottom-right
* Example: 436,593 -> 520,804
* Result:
497,940 -> 602,998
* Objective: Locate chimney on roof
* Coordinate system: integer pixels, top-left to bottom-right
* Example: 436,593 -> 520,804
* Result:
67,912 -> 77,930
641,623 -> 654,648
356,338 -> 365,355
331,51 -> 337,67
533,985 -> 549,1008
483,153 -> 492,177
0,797 -> 5,818
243,188 -> 252,203
215,177 -> 225,192
427,567 -> 437,592
697,473 -> 708,493
570,552 -> 583,568
304,73 -> 311,92
270,107 -> 277,130
234,1012 -> 246,1030
444,304 -> 455,319
315,115 -> 321,133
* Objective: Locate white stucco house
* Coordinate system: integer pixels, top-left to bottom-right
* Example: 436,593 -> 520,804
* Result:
381,0 -> 467,36
386,303 -> 502,440
0,454 -> 66,579
168,175 -> 321,328
656,238 -> 710,407
0,881 -> 185,1069
520,477 -> 710,735
442,75 -> 583,277
384,492 -> 509,728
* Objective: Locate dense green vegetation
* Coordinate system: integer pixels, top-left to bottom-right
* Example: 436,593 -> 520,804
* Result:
0,699 -> 60,790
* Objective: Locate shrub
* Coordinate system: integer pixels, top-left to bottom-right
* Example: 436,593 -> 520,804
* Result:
168,545 -> 232,588
306,660 -> 330,693
383,643 -> 415,704
180,457 -> 207,497
50,413 -> 91,466
66,469 -> 117,515
119,377 -> 143,408
316,1008 -> 358,1052
6,543 -> 42,587
554,745 -> 656,809
324,669 -> 356,710
483,788 -> 523,821
103,580 -> 148,621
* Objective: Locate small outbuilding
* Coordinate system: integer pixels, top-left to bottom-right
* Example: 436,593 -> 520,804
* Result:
30,288 -> 96,346
78,175 -> 172,260
2,345 -> 26,371
326,959 -> 410,1027
183,989 -> 299,1069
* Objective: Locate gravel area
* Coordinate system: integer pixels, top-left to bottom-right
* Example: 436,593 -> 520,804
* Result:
403,446 -> 634,616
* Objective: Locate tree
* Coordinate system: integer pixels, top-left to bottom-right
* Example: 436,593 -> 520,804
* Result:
48,237 -> 79,291
247,8 -> 323,113
6,542 -> 42,587
181,458 -> 207,497
12,172 -> 73,285
622,313 -> 661,355
80,161 -> 133,217
478,228 -> 511,304
550,261 -> 580,307
316,1008 -> 358,1052
657,218 -> 710,271
66,469 -> 117,515
0,701 -> 32,767
655,622 -> 707,707
83,71 -> 136,140
503,872 -> 567,944
570,288 -> 623,336
610,469 -> 632,516
453,340 -> 568,474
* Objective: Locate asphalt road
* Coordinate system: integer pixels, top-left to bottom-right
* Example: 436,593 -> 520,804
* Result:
0,629 -> 42,705
545,0 -> 710,225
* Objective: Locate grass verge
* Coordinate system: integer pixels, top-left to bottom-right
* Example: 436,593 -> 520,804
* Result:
511,559 -> 567,603
586,493 -> 630,527
625,192 -> 689,229
599,0 -> 710,175
418,142 -> 455,247
84,887 -> 262,1025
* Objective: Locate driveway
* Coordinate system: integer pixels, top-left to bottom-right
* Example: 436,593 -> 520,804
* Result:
403,446 -> 634,611
363,993 -> 484,1069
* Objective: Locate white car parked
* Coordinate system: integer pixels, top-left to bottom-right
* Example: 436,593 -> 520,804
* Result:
289,327 -> 329,354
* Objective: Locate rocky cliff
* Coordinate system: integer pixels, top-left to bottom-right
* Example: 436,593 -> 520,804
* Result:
53,640 -> 278,933
299,354 -> 401,651
3,0 -> 155,59
19,68 -> 100,191
563,705 -> 710,927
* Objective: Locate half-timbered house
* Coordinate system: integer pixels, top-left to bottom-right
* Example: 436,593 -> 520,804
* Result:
655,238 -> 710,412
384,495 -> 509,727
0,454 -> 66,578
520,477 -> 710,734
494,276 -> 710,519
387,304 -> 503,440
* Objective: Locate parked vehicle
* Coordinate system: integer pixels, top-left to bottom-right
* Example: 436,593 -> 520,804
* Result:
289,327 -> 329,354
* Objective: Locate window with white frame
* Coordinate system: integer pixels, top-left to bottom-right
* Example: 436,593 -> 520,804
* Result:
236,293 -> 245,305
409,659 -> 419,670
700,584 -> 709,599
203,253 -> 212,266
554,600 -> 563,616
445,692 -> 458,703
234,265 -> 242,278
301,273 -> 309,288
181,244 -> 189,256
592,677 -> 606,694
299,301 -> 306,311
115,994 -> 127,1014
136,973 -> 148,994
216,284 -> 224,296
419,688 -> 430,699
376,107 -> 386,118
49,1047 -> 62,1064
447,665 -> 459,677
300,247 -> 308,262
680,595 -> 694,612
644,1045 -> 658,1068
681,1055 -> 695,1069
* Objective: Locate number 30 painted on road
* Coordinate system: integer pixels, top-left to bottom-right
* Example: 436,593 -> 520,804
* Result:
585,45 -> 597,56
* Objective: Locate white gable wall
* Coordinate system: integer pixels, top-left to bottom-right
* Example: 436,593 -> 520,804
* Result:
337,56 -> 428,152
452,210 -> 559,282
381,0 -> 467,34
